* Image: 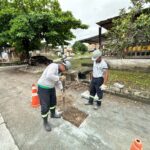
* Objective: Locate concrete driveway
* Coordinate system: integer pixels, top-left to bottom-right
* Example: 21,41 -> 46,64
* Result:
0,68 -> 150,150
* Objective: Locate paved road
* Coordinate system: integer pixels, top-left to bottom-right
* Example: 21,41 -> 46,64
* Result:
0,68 -> 150,150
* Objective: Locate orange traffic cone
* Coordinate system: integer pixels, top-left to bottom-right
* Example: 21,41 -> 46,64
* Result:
31,84 -> 40,108
130,139 -> 143,150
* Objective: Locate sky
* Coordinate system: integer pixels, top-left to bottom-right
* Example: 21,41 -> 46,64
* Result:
58,0 -> 132,44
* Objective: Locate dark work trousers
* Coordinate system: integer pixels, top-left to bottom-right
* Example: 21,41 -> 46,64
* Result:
89,77 -> 104,106
38,86 -> 56,118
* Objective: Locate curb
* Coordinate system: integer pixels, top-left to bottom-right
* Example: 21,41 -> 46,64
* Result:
0,65 -> 27,72
0,113 -> 19,150
104,90 -> 150,104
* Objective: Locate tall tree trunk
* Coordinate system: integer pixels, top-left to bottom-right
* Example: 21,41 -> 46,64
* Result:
20,39 -> 30,62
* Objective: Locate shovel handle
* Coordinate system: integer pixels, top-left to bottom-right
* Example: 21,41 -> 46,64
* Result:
62,80 -> 65,109
62,80 -> 65,92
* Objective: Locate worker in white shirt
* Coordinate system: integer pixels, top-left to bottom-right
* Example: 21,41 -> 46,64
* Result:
85,49 -> 109,110
2,51 -> 9,62
38,60 -> 71,131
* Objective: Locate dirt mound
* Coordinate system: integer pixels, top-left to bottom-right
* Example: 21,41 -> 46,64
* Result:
56,80 -> 90,127
62,106 -> 88,127
57,94 -> 74,110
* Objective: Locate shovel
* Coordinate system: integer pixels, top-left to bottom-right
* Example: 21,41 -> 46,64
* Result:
62,80 -> 66,111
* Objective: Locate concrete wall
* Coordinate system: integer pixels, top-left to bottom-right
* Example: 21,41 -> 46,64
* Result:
105,59 -> 150,72
81,58 -> 150,72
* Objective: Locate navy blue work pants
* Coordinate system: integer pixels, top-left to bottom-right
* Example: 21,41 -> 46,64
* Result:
38,87 -> 56,118
89,77 -> 104,105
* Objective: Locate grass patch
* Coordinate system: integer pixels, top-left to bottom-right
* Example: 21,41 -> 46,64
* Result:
109,70 -> 150,91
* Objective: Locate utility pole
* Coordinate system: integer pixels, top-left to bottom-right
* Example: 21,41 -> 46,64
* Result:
99,27 -> 102,49
61,45 -> 64,55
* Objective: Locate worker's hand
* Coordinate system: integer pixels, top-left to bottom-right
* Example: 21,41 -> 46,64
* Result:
100,84 -> 107,90
60,75 -> 66,81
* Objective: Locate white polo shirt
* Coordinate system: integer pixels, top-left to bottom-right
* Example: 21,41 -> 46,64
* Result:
92,59 -> 108,78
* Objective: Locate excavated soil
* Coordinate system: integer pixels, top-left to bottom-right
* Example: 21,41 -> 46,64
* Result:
57,94 -> 74,111
57,95 -> 88,127
62,106 -> 88,127
57,83 -> 88,127
57,81 -> 89,110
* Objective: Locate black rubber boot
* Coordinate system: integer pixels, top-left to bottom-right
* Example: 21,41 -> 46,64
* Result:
97,100 -> 101,106
51,109 -> 61,118
94,101 -> 101,110
85,98 -> 93,105
43,117 -> 51,132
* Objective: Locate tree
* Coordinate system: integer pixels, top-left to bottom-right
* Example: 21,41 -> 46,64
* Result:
72,41 -> 88,54
131,0 -> 150,5
0,7 -> 16,47
106,0 -> 150,57
0,0 -> 88,60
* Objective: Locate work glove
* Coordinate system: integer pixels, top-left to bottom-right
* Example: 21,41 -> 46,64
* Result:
100,84 -> 107,90
60,75 -> 66,81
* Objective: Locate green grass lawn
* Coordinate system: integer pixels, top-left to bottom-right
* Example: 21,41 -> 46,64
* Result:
108,70 -> 150,91
71,58 -> 150,91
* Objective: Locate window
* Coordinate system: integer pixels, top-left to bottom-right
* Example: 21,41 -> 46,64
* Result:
146,52 -> 150,56
137,52 -> 140,56
141,52 -> 145,56
127,52 -> 131,56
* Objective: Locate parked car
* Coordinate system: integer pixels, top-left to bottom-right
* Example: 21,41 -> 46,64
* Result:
28,56 -> 53,66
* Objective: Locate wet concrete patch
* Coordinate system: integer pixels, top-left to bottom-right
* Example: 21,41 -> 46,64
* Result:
62,106 -> 88,127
